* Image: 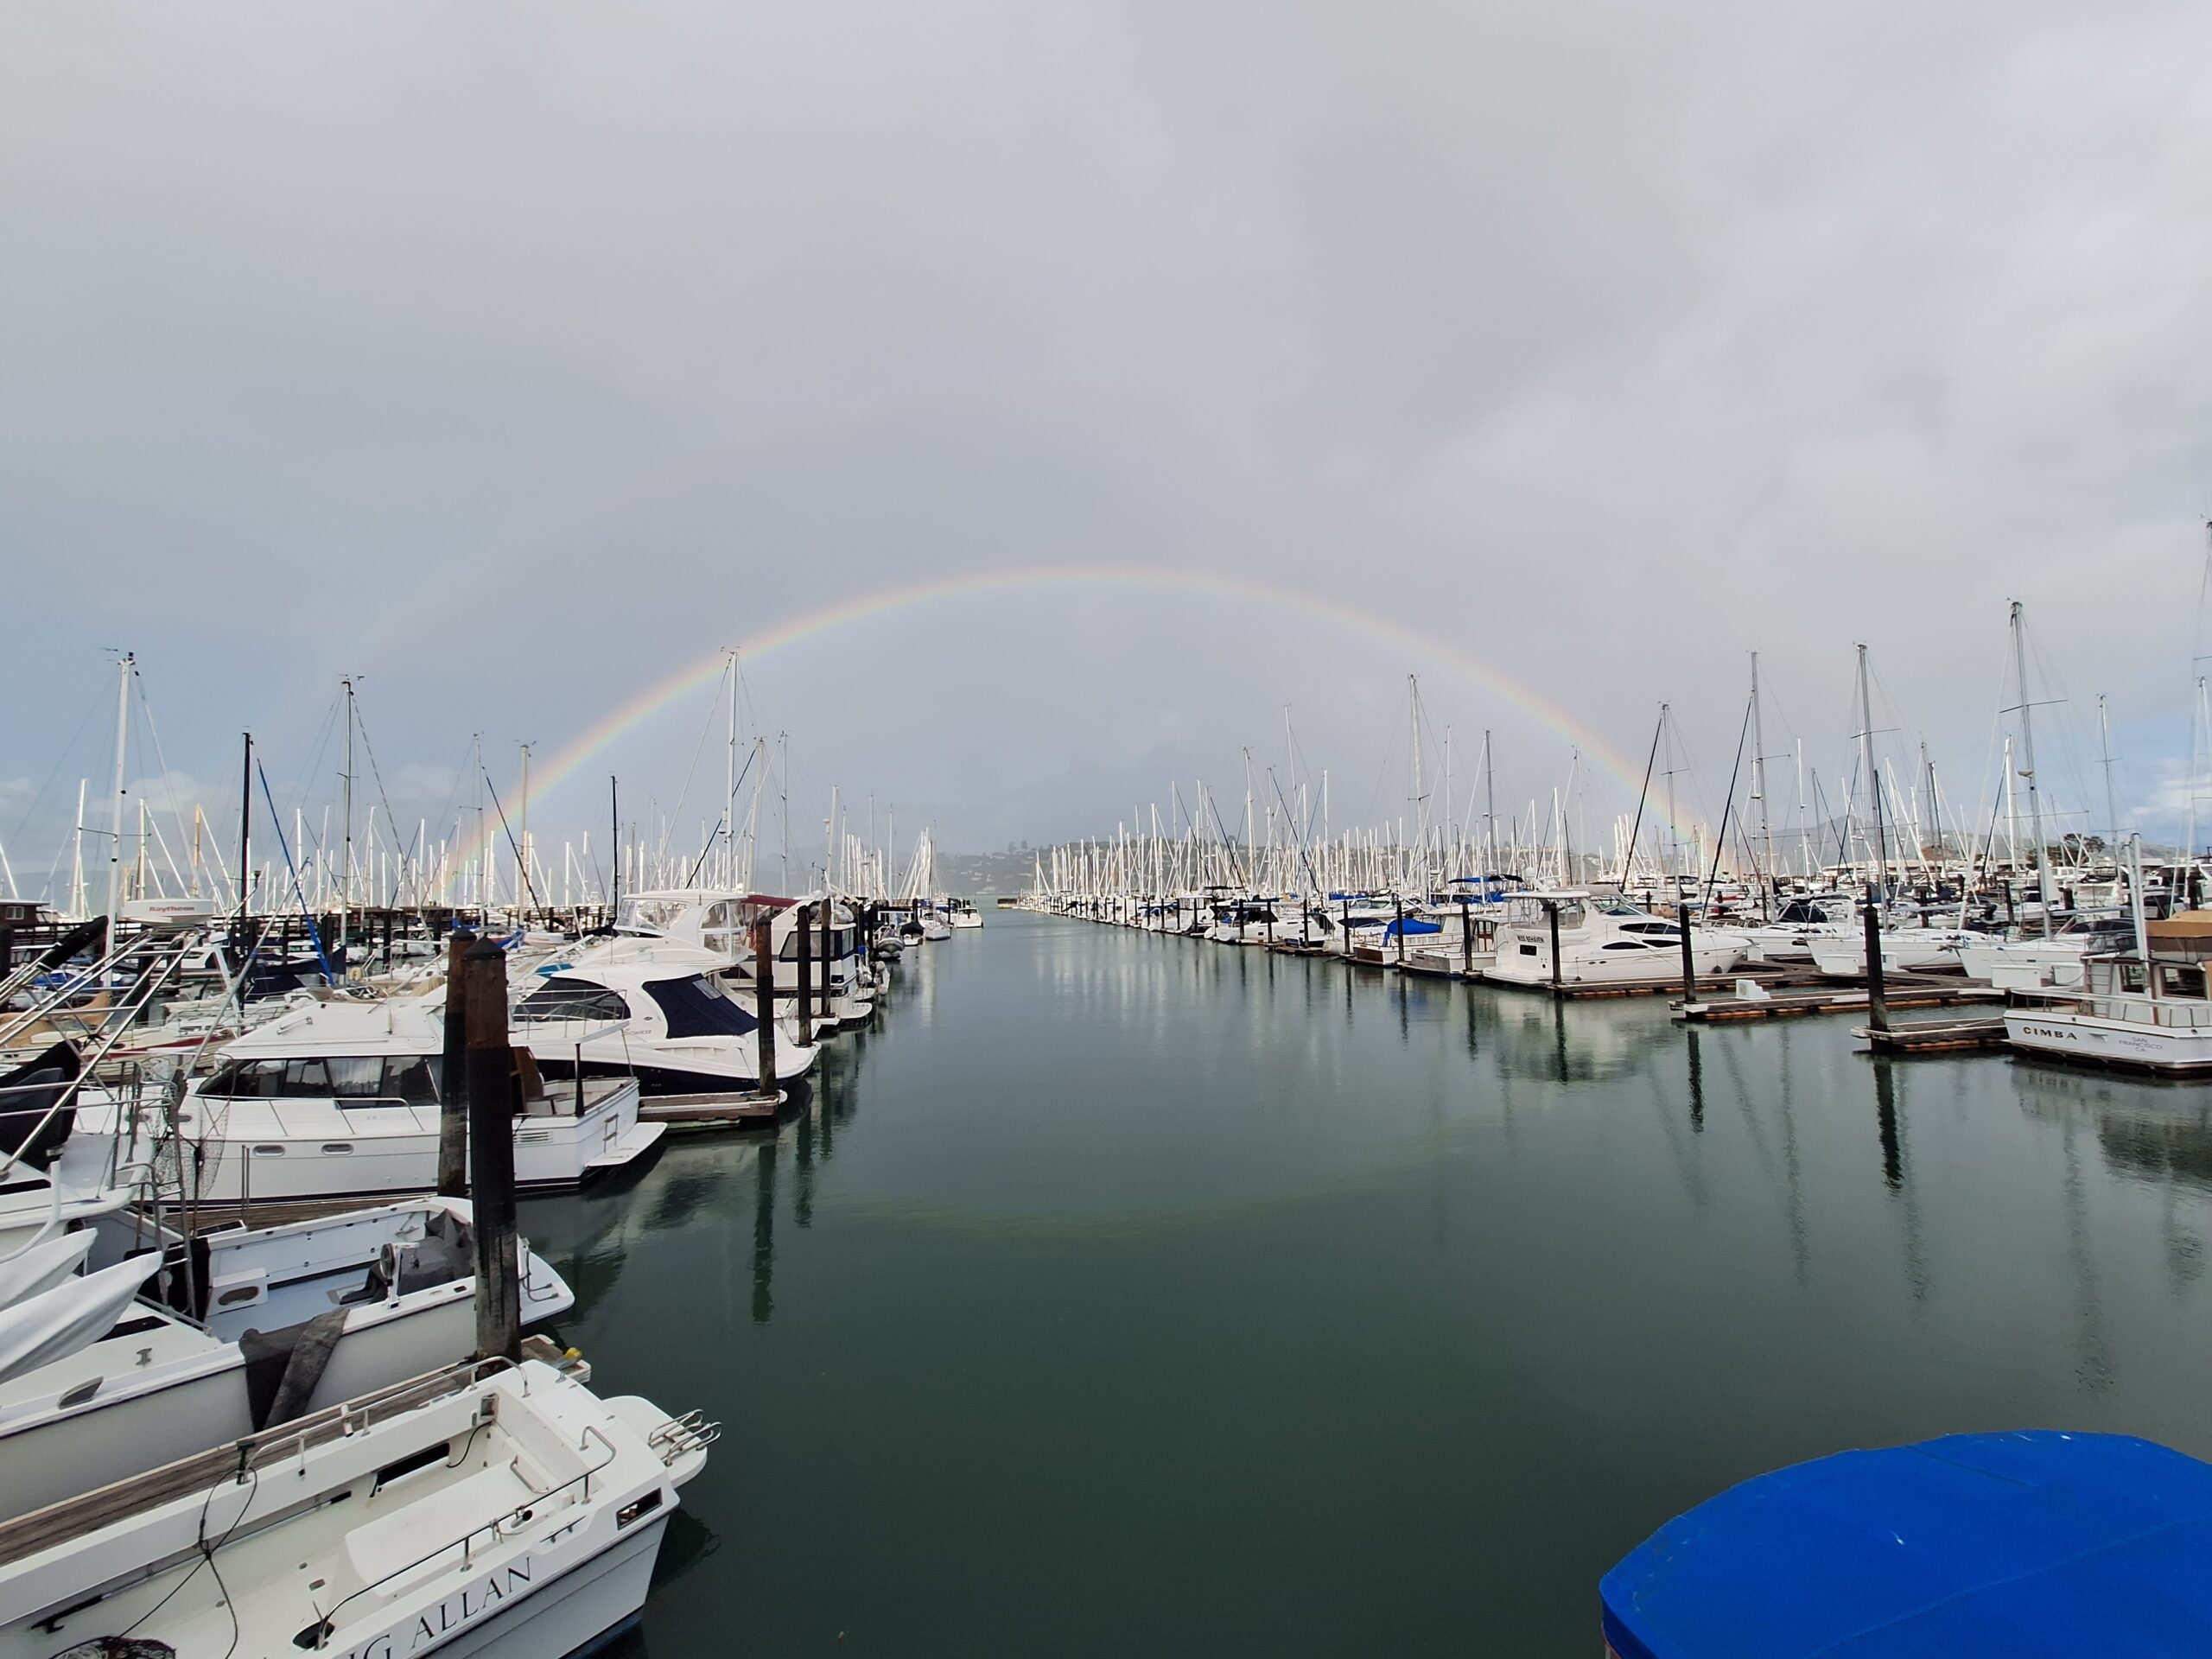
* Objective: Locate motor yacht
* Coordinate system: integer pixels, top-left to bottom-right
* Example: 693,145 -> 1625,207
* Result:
618,888 -> 877,1026
79,994 -> 664,1204
2005,913 -> 2212,1073
1483,891 -> 1751,988
513,935 -> 820,1096
1738,894 -> 1861,964
1960,914 -> 2138,989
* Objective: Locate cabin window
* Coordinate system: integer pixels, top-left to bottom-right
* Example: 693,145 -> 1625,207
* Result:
207,1058 -> 288,1097
645,976 -> 760,1039
326,1058 -> 385,1098
385,1057 -> 441,1104
2120,962 -> 2150,993
2158,963 -> 2206,999
201,1055 -> 441,1102
1602,940 -> 1652,950
286,1058 -> 332,1093
513,978 -> 630,1024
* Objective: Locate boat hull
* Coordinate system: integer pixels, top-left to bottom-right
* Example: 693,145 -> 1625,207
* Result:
2005,1010 -> 2212,1073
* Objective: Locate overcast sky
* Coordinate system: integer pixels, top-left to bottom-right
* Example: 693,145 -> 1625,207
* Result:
5,1 -> 2211,884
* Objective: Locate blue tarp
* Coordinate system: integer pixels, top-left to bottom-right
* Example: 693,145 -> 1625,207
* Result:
1600,1431 -> 2212,1658
1383,917 -> 1443,937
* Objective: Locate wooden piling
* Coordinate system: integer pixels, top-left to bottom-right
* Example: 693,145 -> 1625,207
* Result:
1863,902 -> 1891,1034
462,938 -> 519,1363
794,902 -> 814,1046
753,915 -> 779,1097
437,928 -> 474,1199
1677,904 -> 1697,1001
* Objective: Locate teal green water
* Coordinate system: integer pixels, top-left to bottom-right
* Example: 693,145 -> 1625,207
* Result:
519,910 -> 2212,1656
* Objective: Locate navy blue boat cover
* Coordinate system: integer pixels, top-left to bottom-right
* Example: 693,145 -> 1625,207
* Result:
1600,1431 -> 2212,1658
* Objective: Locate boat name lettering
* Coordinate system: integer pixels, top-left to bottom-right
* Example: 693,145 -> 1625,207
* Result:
337,1557 -> 533,1659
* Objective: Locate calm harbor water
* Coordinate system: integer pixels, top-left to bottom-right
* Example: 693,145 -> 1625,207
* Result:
520,909 -> 2212,1656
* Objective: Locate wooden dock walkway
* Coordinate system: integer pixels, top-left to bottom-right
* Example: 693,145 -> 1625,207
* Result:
639,1088 -> 787,1128
1859,1016 -> 2011,1053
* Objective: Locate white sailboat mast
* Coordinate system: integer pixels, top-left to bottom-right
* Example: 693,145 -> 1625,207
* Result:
104,652 -> 133,963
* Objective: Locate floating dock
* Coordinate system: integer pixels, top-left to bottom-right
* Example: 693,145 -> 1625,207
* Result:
1676,974 -> 2001,1022
1859,1015 -> 2011,1053
639,1088 -> 787,1128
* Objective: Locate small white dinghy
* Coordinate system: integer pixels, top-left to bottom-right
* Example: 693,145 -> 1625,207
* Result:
0,1356 -> 713,1659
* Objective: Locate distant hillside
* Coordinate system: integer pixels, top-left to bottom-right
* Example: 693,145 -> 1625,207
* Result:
935,848 -> 1041,897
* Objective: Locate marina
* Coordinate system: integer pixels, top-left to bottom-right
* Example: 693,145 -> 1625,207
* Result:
12,2 -> 2212,1646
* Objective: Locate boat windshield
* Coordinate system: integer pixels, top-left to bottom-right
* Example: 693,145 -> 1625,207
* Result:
202,1054 -> 441,1103
513,977 -> 631,1024
618,897 -> 689,935
645,976 -> 760,1039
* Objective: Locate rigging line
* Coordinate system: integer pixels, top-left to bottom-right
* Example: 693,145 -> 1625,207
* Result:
1702,694 -> 1755,906
682,742 -> 760,889
478,764 -> 542,909
1620,711 -> 1665,888
283,691 -> 345,827
345,703 -> 416,911
1264,766 -> 1326,897
128,663 -> 200,887
654,667 -> 729,864
256,760 -> 337,985
2,674 -> 108,856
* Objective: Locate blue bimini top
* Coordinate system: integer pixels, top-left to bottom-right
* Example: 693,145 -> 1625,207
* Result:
1601,1431 -> 2212,1659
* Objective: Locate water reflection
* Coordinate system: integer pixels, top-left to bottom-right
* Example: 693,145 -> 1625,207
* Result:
1873,1059 -> 1903,1190
751,1142 -> 778,1325
2013,1063 -> 2212,1196
1683,1028 -> 1705,1133
1867,1058 -> 1932,1304
2061,1122 -> 2117,1394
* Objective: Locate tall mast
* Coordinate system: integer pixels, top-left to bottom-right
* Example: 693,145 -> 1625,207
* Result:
724,650 -> 738,889
338,676 -> 354,972
474,733 -> 486,913
1484,730 -> 1497,875
104,652 -> 133,966
517,741 -> 533,916
71,779 -> 87,921
1856,643 -> 1886,905
2011,601 -> 2053,938
1750,652 -> 1773,915
2097,695 -> 2120,863
238,732 -> 253,956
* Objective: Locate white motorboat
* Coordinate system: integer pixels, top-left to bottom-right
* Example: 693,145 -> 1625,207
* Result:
2006,957 -> 2212,1073
1805,921 -> 1975,977
1959,915 -> 2138,989
514,935 -> 820,1096
946,899 -> 983,931
0,1356 -> 711,1659
1738,895 -> 1861,964
77,995 -> 664,1204
619,888 -> 876,1027
2005,913 -> 2212,1073
1483,892 -> 1751,988
0,1197 -> 575,1522
1402,906 -> 1501,977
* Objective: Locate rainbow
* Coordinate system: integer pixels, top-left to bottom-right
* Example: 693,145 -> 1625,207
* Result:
448,565 -> 1690,874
